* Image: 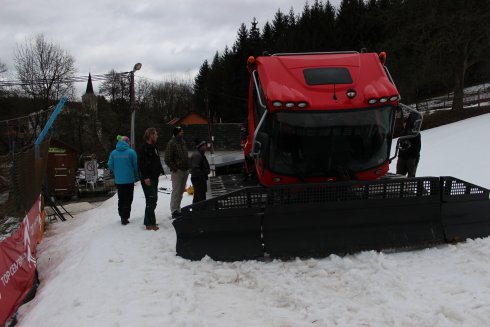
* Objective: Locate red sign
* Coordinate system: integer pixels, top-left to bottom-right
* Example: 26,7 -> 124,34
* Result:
84,160 -> 97,182
0,195 -> 42,326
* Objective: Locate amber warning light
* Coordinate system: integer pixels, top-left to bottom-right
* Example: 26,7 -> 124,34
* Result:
247,56 -> 255,72
378,52 -> 387,64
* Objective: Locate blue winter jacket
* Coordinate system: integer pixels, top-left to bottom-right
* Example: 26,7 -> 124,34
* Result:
108,141 -> 139,184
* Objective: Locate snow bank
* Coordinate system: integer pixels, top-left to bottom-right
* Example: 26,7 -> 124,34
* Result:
17,114 -> 490,326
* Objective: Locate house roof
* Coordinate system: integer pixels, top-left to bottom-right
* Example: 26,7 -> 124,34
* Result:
166,111 -> 208,125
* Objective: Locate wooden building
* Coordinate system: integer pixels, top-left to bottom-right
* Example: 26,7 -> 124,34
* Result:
167,111 -> 208,125
46,139 -> 79,198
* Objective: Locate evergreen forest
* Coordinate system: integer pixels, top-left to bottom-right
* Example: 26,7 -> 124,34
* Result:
193,0 -> 490,122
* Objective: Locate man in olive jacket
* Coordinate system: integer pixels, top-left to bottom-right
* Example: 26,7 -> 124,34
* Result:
164,126 -> 189,218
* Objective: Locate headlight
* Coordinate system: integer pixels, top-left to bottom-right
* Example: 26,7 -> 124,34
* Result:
346,89 -> 357,98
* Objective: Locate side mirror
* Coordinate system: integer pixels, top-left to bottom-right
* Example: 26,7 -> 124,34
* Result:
409,118 -> 422,135
398,103 -> 423,136
251,131 -> 268,158
251,141 -> 262,157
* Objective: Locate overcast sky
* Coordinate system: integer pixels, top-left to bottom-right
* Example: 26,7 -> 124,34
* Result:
0,0 -> 341,97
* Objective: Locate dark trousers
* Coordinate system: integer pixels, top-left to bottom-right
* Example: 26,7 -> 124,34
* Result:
116,183 -> 134,222
142,178 -> 158,226
191,177 -> 207,203
396,157 -> 420,177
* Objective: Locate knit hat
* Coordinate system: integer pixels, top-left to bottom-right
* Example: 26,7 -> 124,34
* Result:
173,126 -> 183,136
196,140 -> 207,150
117,135 -> 130,143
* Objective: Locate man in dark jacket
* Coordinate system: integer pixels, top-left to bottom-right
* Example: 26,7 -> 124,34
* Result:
396,113 -> 422,177
108,135 -> 138,225
190,140 -> 211,203
164,126 -> 189,218
138,128 -> 165,230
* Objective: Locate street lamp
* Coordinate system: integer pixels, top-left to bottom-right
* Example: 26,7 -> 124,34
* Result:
130,62 -> 142,148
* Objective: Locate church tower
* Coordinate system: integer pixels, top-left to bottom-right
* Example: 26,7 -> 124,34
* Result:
82,73 -> 97,113
81,73 -> 102,141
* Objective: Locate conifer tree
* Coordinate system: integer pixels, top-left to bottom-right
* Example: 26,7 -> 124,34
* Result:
193,60 -> 210,116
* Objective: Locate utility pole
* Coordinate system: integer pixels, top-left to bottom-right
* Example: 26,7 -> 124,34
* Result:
130,63 -> 142,149
205,94 -> 214,154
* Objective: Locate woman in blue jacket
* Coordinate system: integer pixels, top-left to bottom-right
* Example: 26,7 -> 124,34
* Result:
108,135 -> 139,225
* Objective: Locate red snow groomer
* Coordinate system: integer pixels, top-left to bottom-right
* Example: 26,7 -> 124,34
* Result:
173,51 -> 490,261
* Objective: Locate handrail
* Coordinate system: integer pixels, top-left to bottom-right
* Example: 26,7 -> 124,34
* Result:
272,51 -> 359,56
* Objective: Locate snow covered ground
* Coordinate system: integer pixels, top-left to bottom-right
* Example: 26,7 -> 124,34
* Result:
17,114 -> 490,327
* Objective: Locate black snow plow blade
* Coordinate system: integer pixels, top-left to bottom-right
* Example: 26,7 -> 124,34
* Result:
172,176 -> 490,261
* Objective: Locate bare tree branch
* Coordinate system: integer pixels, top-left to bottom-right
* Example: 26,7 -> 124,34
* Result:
0,61 -> 6,75
14,34 -> 76,109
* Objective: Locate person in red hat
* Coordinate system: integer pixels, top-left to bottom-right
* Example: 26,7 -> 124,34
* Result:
190,140 -> 210,203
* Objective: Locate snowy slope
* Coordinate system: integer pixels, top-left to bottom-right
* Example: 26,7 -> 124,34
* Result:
398,114 -> 490,186
17,114 -> 490,327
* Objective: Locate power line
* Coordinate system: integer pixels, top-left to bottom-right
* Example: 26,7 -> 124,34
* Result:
0,107 -> 55,125
0,72 -> 194,88
138,74 -> 193,85
0,72 -> 248,103
0,72 -> 131,87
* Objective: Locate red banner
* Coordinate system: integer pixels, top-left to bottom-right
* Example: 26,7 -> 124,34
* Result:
0,196 -> 42,326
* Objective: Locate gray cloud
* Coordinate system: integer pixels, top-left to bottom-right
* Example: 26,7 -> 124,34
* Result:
0,0 -> 340,96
